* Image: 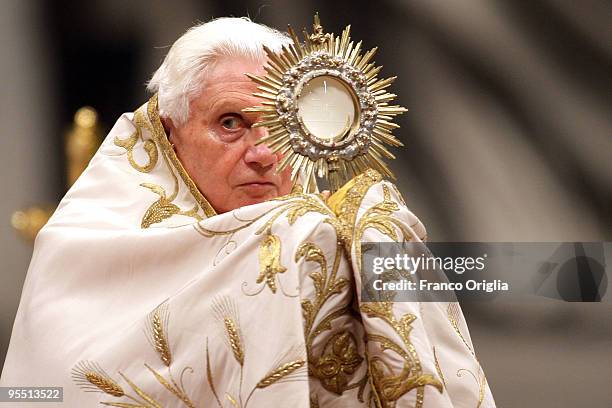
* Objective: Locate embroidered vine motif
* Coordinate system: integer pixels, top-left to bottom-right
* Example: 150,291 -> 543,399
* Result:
331,170 -> 442,407
296,241 -> 367,397
354,184 -> 413,273
197,187 -> 370,399
194,192 -> 342,299
360,302 -> 443,408
194,192 -> 339,240
195,190 -> 369,401
113,107 -> 159,173
330,169 -> 383,257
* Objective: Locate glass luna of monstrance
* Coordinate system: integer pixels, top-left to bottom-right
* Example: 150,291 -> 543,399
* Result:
297,76 -> 358,143
245,14 -> 407,192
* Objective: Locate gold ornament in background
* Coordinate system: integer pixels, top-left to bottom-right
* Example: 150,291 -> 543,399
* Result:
245,13 -> 407,192
10,206 -> 56,243
66,107 -> 102,186
11,107 -> 103,243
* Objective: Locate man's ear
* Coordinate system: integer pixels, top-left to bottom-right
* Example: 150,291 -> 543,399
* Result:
161,116 -> 176,141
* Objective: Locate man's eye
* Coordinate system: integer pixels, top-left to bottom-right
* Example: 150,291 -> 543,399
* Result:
221,115 -> 244,130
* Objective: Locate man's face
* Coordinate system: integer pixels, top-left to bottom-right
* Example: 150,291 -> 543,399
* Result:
166,56 -> 293,213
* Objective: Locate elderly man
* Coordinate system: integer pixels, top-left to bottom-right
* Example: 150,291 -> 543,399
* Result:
149,22 -> 294,213
1,18 -> 495,407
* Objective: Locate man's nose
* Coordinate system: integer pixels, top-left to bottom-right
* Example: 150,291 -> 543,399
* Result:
244,127 -> 277,168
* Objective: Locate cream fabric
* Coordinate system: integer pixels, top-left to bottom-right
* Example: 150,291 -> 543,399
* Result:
1,96 -> 495,407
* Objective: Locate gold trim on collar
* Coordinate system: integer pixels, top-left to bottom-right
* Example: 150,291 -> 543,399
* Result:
146,94 -> 217,218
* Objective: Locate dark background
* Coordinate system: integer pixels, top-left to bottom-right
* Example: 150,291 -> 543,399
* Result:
1,0 -> 611,406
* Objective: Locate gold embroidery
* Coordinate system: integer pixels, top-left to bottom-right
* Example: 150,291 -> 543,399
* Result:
143,303 -> 196,408
226,393 -> 239,407
72,361 -> 125,397
72,361 -> 164,407
74,296 -> 310,407
331,168 -> 428,269
333,174 -> 441,407
114,107 -> 159,173
355,185 -> 412,267
447,303 -> 490,407
331,169 -> 383,255
143,364 -> 195,408
225,316 -> 245,365
199,193 -> 364,401
457,368 -> 487,408
432,346 -> 446,387
256,360 -> 307,388
193,179 -> 365,398
74,302 -> 196,407
256,234 -> 287,294
311,331 -> 363,394
244,345 -> 307,406
116,371 -> 164,408
145,302 -> 171,366
350,183 -> 415,304
212,297 -> 245,368
310,394 -> 320,408
202,193 -> 366,397
206,339 -> 223,407
297,242 -> 347,333
140,183 -> 181,229
195,192 -> 342,298
195,192 -> 338,239
296,240 -> 367,398
389,183 -> 407,208
447,303 -> 475,356
360,302 -> 443,408
116,95 -> 216,228
207,298 -> 307,408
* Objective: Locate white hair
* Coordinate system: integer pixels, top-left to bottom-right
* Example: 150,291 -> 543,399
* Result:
147,17 -> 290,125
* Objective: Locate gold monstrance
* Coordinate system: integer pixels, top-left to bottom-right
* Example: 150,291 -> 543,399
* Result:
244,14 -> 406,192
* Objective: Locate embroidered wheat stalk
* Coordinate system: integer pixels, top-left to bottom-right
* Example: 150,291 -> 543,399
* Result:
145,302 -> 172,367
72,361 -> 124,397
256,360 -> 305,388
152,309 -> 172,366
85,372 -> 125,397
212,296 -> 245,367
224,317 -> 244,366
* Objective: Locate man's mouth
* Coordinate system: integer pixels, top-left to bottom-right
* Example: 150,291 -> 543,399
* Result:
238,181 -> 275,187
237,182 -> 277,194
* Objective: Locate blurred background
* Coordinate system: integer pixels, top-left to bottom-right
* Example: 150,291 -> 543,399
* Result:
1,0 -> 611,406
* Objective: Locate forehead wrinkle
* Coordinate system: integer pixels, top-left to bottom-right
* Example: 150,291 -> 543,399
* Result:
206,90 -> 259,114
